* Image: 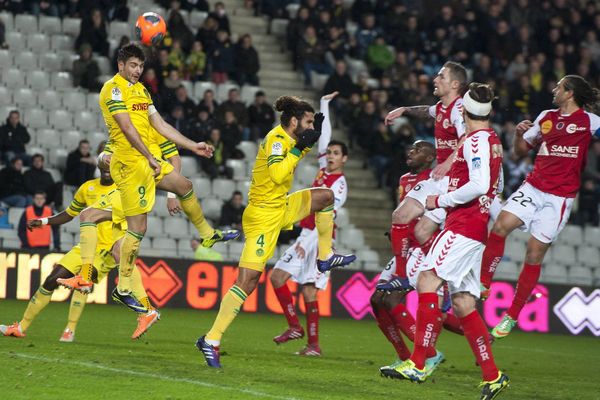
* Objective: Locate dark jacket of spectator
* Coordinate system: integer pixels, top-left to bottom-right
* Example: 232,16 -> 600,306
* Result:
216,94 -> 249,127
196,16 -> 219,55
234,35 -> 260,86
209,6 -> 230,34
212,32 -> 235,74
323,66 -> 355,99
72,43 -> 101,91
168,10 -> 195,53
0,113 -> 30,156
188,107 -> 218,143
0,161 -> 27,199
75,8 -> 109,56
219,194 -> 245,229
64,141 -> 96,187
23,156 -> 56,201
247,93 -> 275,140
181,0 -> 209,11
172,86 -> 197,119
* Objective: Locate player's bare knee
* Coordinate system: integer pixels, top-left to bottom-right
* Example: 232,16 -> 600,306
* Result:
393,204 -> 415,225
270,269 -> 287,288
451,293 -> 476,318
302,285 -> 318,302
382,292 -> 402,310
370,291 -> 385,311
181,177 -> 193,194
414,223 -> 433,245
524,244 -> 547,265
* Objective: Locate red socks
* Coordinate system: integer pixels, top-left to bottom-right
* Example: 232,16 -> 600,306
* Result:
306,301 -> 319,345
507,263 -> 541,320
391,224 -> 411,277
374,308 -> 411,360
460,310 -> 499,381
410,293 -> 442,369
480,232 -> 506,288
443,313 -> 464,335
390,303 -> 416,341
274,284 -> 300,328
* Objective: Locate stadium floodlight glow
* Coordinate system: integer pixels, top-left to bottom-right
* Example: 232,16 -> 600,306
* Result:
553,287 -> 600,336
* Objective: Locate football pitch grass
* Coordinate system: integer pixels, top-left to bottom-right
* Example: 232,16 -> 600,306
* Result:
1,299 -> 599,400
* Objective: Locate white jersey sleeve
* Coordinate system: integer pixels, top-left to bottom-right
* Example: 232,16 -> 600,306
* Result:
451,98 -> 466,138
437,131 -> 491,208
586,111 -> 600,138
318,97 -> 333,169
331,175 -> 348,210
523,109 -> 551,147
428,104 -> 437,119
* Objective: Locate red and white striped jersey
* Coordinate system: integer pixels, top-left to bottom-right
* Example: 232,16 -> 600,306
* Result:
428,97 -> 466,165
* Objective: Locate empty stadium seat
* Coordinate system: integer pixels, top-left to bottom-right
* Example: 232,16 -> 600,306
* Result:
45,167 -> 61,182
335,208 -> 350,227
237,141 -> 258,160
212,179 -> 236,200
146,216 -> 164,237
61,52 -> 79,70
540,263 -> 568,284
15,14 -> 38,34
226,159 -> 246,179
191,177 -> 212,196
39,15 -> 61,34
51,71 -> 73,91
153,238 -> 177,251
14,88 -> 36,106
0,49 -> 12,69
0,12 -> 14,30
5,31 -> 25,51
270,18 -> 289,37
87,92 -> 100,109
62,188 -> 74,206
179,156 -> 198,176
8,207 -> 24,226
357,249 -> 379,270
228,241 -> 245,259
295,164 -> 318,186
39,52 -> 62,72
25,109 -> 48,129
576,246 -> 600,267
594,267 -> 600,285
236,180 -> 251,202
48,148 -> 68,168
493,260 -> 519,281
61,17 -> 81,36
551,244 -> 576,266
3,68 -> 25,89
38,89 -> 61,109
240,85 -> 262,105
36,129 -> 60,146
177,239 -> 195,259
558,225 -> 583,246
505,239 -> 526,263
14,51 -> 38,71
180,80 -> 194,97
0,86 -> 12,107
26,146 -> 47,161
339,227 -> 365,248
164,218 -> 190,239
193,81 -> 216,100
50,34 -> 73,51
62,91 -> 87,112
74,111 -> 96,131
568,266 -> 593,285
108,21 -> 131,39
87,132 -> 106,151
26,32 -> 50,54
216,83 -> 240,102
583,226 -> 600,245
61,130 -> 84,146
202,197 -> 223,220
94,56 -> 111,76
49,109 -> 72,130
60,232 -> 74,248
189,10 -> 208,29
27,70 -> 50,90
152,195 -> 170,218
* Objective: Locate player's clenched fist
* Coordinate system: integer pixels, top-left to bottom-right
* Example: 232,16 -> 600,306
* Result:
515,120 -> 533,136
148,157 -> 161,177
384,107 -> 407,125
27,219 -> 43,231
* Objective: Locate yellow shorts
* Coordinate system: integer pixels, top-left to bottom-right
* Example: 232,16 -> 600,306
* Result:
110,154 -> 173,217
94,189 -> 127,229
58,245 -> 117,283
240,189 -> 312,271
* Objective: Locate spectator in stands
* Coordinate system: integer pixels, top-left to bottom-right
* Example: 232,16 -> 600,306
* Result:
297,25 -> 331,87
167,39 -> 186,74
75,8 -> 109,57
72,43 -> 101,92
172,85 -> 197,119
286,7 -> 311,65
190,238 -> 223,261
162,69 -> 183,105
247,91 -> 275,140
198,89 -> 219,116
209,1 -> 230,34
180,0 -> 209,12
142,67 -> 161,107
188,106 -> 217,144
0,110 -> 31,165
0,157 -> 31,207
367,122 -> 395,188
367,36 -> 394,79
64,140 -> 96,187
112,36 -> 131,72
576,177 -> 600,226
201,128 -> 232,179
168,9 -> 194,53
315,9 -> 332,40
353,100 -> 380,150
323,61 -> 354,101
219,110 -> 243,150
30,0 -> 59,16
195,15 -> 219,56
355,14 -> 380,59
211,29 -> 235,84
324,25 -> 348,66
155,48 -> 175,83
216,88 -> 249,128
0,206 -> 11,229
165,105 -> 189,136
24,154 -> 60,207
234,34 -> 260,86
18,191 -> 60,250
186,41 -> 207,81
0,18 -> 7,49
219,190 -> 245,230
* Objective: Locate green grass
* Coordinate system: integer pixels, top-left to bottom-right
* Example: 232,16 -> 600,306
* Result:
0,299 -> 599,400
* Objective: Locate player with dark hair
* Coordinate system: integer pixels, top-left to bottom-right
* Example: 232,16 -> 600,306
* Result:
196,95 -> 356,368
379,61 -> 468,292
481,75 -> 600,339
382,83 -> 509,400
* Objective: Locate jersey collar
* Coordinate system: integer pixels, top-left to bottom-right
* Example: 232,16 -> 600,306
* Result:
114,73 -> 134,87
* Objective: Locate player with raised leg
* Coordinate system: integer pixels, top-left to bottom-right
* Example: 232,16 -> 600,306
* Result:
378,62 -> 467,292
480,75 -> 600,340
197,96 -> 356,368
381,83 -> 509,400
270,92 -> 348,356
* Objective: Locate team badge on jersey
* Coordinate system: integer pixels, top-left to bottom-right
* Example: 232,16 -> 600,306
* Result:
271,142 -> 283,155
111,87 -> 122,100
541,120 -> 553,134
256,248 -> 264,256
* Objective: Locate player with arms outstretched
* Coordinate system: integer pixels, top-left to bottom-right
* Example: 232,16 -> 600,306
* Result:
197,96 -> 356,368
379,61 -> 467,292
382,83 -> 509,400
481,75 -> 600,339
270,92 -> 348,356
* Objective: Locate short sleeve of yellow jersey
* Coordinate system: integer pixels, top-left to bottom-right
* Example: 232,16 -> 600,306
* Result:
66,184 -> 89,217
155,129 -> 178,159
101,83 -> 128,116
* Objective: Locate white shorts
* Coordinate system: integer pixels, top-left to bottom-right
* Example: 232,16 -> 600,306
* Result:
273,230 -> 329,290
406,176 -> 448,225
489,196 -> 503,222
502,182 -> 574,244
423,229 -> 484,298
379,247 -> 426,288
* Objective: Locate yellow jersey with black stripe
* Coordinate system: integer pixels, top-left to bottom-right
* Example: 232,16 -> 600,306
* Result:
98,73 -> 155,160
248,124 -> 309,208
66,178 -> 116,250
104,127 -> 178,161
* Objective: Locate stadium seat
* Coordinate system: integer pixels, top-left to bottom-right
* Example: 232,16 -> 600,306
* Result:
64,218 -> 80,234
48,148 -> 68,168
191,177 -> 212,196
45,167 -> 61,182
576,246 -> 600,268
226,159 -> 246,179
201,197 -> 222,220
61,130 -> 84,147
0,229 -> 19,240
95,56 -> 112,75
335,208 -> 350,227
37,89 -> 61,109
39,52 -> 62,72
295,164 -> 318,186
27,70 -> 50,91
539,263 -> 568,284
505,240 -> 526,263
62,188 -> 74,207
558,225 -> 583,246
551,244 -> 576,266
344,57 -> 368,81
5,31 -> 25,52
14,51 -> 38,71
35,129 -> 60,146
146,216 -> 164,237
49,110 -> 72,130
177,242 -> 195,260
285,3 -> 300,19
0,12 -> 14,30
510,228 -> 530,243
61,52 -> 79,71
26,146 -> 47,161
568,266 -> 593,286
62,91 -> 87,112
87,132 -> 106,151
594,267 -> 600,285
50,34 -> 73,51
493,260 -> 519,281
180,156 -> 198,176
61,17 -> 81,36
237,141 -> 258,160
216,83 -> 240,103
189,10 -> 208,29
3,68 -> 25,89
0,49 -> 12,70
180,80 -> 194,97
236,180 -> 251,202
87,92 -> 100,109
240,85 -> 262,105
311,71 -> 329,90
0,86 -> 12,107
339,227 -> 365,248
212,179 -> 237,200
8,207 -> 24,226
74,111 -> 96,131
270,19 -> 289,37
140,237 -> 154,250
108,21 -> 131,39
60,232 -> 74,249
152,195 -> 170,218
0,106 -> 17,121
26,32 -> 50,53
39,15 -> 61,35
164,218 -> 190,239
583,226 -> 600,246
15,14 -> 38,34
228,241 -> 245,259
24,109 -> 48,129
153,238 -> 177,251
193,81 -> 216,101
14,88 -> 36,107
357,249 -> 380,271
51,71 -> 73,91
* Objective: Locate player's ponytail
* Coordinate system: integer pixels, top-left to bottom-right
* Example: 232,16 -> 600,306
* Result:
563,75 -> 600,113
274,96 -> 314,127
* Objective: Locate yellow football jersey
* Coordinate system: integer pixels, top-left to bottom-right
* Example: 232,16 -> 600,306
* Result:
248,124 -> 309,208
66,178 -> 116,250
104,127 -> 178,160
98,73 -> 155,160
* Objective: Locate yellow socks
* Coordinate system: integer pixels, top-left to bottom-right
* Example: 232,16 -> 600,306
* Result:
20,287 -> 53,331
179,190 -> 215,239
315,205 -> 334,260
205,285 -> 248,345
117,230 -> 144,293
66,291 -> 88,332
80,222 -> 98,281
131,265 -> 154,311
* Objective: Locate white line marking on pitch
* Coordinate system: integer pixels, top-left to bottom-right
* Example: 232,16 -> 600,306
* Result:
9,352 -> 301,400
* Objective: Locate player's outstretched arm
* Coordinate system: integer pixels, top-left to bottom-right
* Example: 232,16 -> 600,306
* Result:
318,92 -> 337,169
149,112 -> 214,158
27,210 -> 74,230
385,105 -> 431,125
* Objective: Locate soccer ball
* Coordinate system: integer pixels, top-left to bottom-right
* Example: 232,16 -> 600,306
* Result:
135,12 -> 166,46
